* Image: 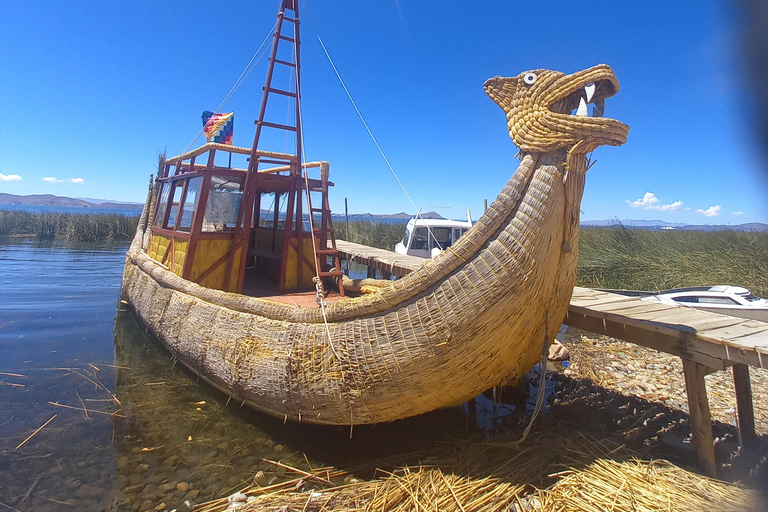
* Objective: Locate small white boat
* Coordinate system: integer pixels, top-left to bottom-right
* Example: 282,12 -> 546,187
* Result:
641,286 -> 768,322
394,215 -> 472,258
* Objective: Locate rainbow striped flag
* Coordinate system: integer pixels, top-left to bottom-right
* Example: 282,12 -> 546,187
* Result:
202,111 -> 234,145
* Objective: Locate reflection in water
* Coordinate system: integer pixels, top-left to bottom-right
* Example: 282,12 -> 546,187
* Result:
110,309 -> 475,509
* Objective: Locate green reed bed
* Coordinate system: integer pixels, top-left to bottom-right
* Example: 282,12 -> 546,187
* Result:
342,220 -> 406,251
0,211 -> 139,242
577,227 -> 768,297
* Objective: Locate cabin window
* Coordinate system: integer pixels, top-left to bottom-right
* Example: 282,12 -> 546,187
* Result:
411,228 -> 428,250
177,176 -> 202,232
153,182 -> 172,228
202,175 -> 244,232
697,296 -> 740,305
431,227 -> 450,249
257,192 -> 288,230
165,182 -> 185,229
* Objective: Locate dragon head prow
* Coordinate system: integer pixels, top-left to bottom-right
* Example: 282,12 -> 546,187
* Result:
484,64 -> 629,155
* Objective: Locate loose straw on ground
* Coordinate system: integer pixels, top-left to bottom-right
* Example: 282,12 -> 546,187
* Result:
15,414 -> 57,450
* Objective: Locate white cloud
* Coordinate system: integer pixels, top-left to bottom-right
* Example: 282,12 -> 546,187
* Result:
732,211 -> 744,215
627,192 -> 683,212
43,177 -> 63,183
696,205 -> 721,217
70,178 -> 85,184
0,173 -> 22,181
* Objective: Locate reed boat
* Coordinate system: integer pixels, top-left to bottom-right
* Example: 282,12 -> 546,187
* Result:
121,0 -> 628,425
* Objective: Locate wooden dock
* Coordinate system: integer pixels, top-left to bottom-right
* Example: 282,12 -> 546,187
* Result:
335,241 -> 768,476
336,240 -> 426,278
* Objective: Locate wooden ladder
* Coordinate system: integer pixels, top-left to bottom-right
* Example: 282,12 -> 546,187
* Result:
305,166 -> 345,297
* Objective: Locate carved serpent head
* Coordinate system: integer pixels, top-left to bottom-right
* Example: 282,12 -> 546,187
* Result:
484,64 -> 629,154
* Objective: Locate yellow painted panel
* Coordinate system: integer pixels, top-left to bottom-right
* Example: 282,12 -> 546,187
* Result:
229,246 -> 242,292
173,239 -> 188,276
190,239 -> 237,291
285,238 -> 317,290
148,233 -> 171,265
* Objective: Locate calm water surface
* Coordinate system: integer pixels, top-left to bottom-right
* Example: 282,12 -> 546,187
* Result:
1,239 -> 528,511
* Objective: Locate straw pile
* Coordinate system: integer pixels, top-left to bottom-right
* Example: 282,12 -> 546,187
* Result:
192,424 -> 761,512
537,458 -> 758,512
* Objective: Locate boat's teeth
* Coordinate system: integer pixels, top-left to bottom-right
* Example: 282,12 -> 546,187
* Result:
592,97 -> 605,118
576,96 -> 589,117
584,82 -> 596,103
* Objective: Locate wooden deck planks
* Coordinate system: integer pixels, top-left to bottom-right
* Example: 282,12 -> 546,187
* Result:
336,240 -> 424,277
569,287 -> 768,367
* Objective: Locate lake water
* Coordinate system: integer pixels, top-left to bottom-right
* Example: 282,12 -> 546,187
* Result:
0,239 -> 537,511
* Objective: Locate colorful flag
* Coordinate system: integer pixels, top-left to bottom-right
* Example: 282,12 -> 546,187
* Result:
202,111 -> 234,145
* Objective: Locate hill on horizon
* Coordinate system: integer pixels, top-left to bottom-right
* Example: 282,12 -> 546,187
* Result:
0,193 -> 143,210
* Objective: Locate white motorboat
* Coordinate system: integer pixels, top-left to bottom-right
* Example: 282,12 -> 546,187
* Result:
394,215 -> 472,258
641,286 -> 768,322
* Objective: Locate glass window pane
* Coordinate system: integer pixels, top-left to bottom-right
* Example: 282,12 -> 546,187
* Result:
202,175 -> 244,232
153,182 -> 172,228
177,176 -> 202,232
166,183 -> 185,229
411,228 -> 428,250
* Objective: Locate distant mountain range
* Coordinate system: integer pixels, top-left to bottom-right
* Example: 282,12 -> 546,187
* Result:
0,193 -> 143,210
3,194 -> 766,232
581,219 -> 768,232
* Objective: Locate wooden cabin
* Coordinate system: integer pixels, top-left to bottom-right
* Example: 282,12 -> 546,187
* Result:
146,143 -> 343,297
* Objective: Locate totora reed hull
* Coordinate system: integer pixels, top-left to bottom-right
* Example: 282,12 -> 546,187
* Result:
121,64 -> 628,425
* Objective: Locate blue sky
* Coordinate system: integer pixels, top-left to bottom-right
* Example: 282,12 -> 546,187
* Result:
1,1 -> 766,224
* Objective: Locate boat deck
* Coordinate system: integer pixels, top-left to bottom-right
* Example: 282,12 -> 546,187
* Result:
335,241 -> 768,476
241,271 -> 346,307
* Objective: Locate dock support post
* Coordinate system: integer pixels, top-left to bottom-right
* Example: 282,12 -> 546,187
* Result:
682,358 -> 717,477
732,363 -> 756,450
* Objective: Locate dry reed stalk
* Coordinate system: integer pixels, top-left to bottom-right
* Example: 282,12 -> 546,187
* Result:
0,372 -> 26,378
67,370 -> 121,405
47,401 -> 126,418
262,458 -> 335,486
99,363 -> 131,369
15,414 -> 57,450
75,390 -> 90,420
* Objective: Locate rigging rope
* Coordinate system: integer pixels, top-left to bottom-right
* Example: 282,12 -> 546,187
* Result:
317,36 -> 445,252
178,21 -> 277,159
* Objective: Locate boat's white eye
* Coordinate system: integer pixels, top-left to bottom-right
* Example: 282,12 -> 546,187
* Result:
523,73 -> 536,85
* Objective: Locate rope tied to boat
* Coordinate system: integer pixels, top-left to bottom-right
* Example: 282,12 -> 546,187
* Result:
313,277 -> 326,307
515,311 -> 551,446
